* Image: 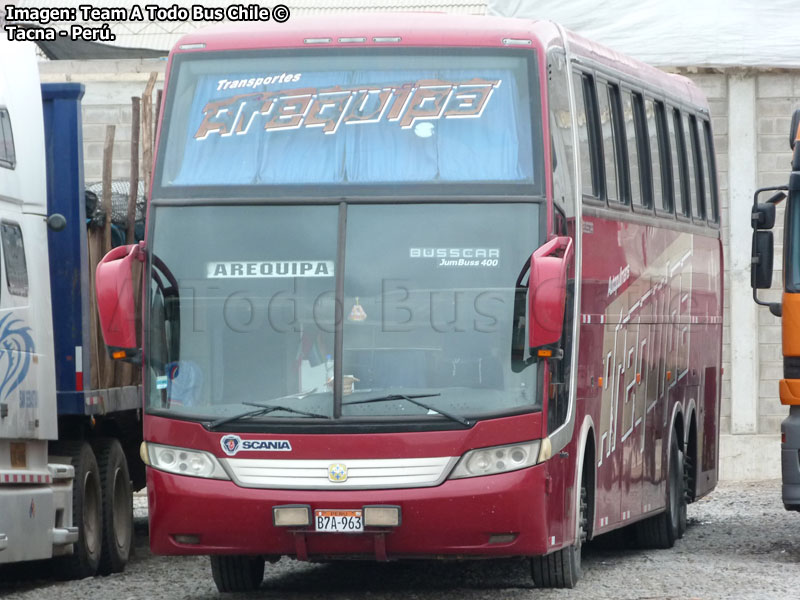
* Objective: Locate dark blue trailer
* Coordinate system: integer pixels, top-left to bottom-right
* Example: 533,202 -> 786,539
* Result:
41,82 -> 140,578
43,83 -> 141,417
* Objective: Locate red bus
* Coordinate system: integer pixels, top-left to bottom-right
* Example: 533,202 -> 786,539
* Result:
96,13 -> 722,591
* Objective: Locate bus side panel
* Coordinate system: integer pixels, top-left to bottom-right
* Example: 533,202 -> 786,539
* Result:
689,233 -> 722,498
578,214 -> 721,533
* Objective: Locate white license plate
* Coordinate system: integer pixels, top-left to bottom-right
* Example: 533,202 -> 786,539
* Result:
314,509 -> 363,533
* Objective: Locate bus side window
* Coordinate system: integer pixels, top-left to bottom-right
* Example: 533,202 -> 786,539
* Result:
0,109 -> 15,170
701,119 -> 719,224
1,222 -> 27,297
596,80 -> 624,205
683,113 -> 704,222
547,50 -> 574,218
666,108 -> 686,217
622,89 -> 648,209
647,99 -> 670,213
572,71 -> 598,199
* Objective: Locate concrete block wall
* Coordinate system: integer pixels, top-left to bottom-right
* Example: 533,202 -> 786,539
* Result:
38,58 -> 800,480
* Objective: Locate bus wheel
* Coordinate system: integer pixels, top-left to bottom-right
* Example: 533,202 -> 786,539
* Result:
210,555 -> 265,592
530,482 -> 587,588
52,441 -> 102,579
93,438 -> 133,574
680,451 -> 693,538
636,433 -> 686,548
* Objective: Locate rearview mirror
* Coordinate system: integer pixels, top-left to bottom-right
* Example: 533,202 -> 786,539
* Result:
751,202 -> 776,230
528,236 -> 573,351
95,243 -> 142,361
751,230 -> 774,290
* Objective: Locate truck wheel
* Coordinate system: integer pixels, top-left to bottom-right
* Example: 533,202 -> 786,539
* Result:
52,441 -> 102,579
93,438 -> 133,574
636,432 -> 685,548
530,480 -> 587,588
210,555 -> 265,592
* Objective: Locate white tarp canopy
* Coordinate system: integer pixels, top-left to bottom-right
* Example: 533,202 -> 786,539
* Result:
489,0 -> 800,68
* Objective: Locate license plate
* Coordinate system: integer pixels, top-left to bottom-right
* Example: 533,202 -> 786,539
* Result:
10,442 -> 25,469
314,509 -> 363,533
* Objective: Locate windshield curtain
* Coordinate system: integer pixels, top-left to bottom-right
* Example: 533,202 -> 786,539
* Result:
147,203 -> 542,426
157,50 -> 541,192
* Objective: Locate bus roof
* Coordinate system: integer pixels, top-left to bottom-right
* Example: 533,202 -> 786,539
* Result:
171,12 -> 706,109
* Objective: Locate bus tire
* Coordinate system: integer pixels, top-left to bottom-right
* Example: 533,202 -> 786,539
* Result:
52,441 -> 102,579
530,481 -> 587,588
210,555 -> 265,592
679,450 -> 691,538
93,438 -> 133,574
636,433 -> 685,549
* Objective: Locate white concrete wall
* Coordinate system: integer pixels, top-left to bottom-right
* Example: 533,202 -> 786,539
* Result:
38,58 -> 800,480
665,68 -> 797,480
38,59 -> 166,184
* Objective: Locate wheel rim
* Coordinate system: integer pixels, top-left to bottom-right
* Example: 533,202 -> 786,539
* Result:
83,470 -> 101,556
112,466 -> 132,551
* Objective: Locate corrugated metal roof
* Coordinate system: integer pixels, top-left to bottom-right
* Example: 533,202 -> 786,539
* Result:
6,1 -> 487,52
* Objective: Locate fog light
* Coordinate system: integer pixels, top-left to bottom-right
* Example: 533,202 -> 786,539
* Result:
363,505 -> 401,527
173,534 -> 200,544
488,533 -> 518,544
273,505 -> 311,527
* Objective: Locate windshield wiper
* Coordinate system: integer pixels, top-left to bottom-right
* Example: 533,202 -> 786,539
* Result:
341,393 -> 471,427
207,390 -> 329,430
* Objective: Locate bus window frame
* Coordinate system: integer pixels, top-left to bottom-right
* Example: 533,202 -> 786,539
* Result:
574,68 -> 603,206
594,76 -> 630,211
685,112 -> 707,224
650,97 -> 675,220
623,86 -> 654,216
702,117 -> 720,228
669,106 -> 692,222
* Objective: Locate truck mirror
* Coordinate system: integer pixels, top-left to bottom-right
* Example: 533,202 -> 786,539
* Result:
790,108 -> 800,150
751,230 -> 774,290
528,236 -> 573,351
751,203 -> 776,230
96,243 -> 141,361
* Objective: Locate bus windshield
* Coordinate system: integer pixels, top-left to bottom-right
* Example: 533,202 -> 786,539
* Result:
156,50 -> 542,194
146,203 -> 542,426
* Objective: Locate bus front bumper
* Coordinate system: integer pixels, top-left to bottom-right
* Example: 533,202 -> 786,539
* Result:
147,462 -> 557,559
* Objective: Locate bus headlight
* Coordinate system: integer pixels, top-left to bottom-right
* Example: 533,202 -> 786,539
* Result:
448,440 -> 541,479
143,442 -> 230,480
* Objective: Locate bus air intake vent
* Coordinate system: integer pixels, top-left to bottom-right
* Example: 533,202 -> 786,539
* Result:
222,456 -> 457,490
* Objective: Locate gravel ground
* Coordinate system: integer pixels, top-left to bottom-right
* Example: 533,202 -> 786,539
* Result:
1,480 -> 798,599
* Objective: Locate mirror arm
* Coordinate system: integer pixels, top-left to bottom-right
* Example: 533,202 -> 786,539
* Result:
753,185 -> 788,209
752,287 -> 782,316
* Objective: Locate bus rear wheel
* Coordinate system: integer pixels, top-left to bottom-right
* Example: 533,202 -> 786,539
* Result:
210,555 -> 265,592
530,481 -> 587,588
636,432 -> 686,548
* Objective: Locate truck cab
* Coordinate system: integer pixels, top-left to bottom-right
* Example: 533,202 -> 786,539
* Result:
0,37 -> 78,564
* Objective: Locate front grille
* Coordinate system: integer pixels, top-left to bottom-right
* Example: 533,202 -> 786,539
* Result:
222,456 -> 458,490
